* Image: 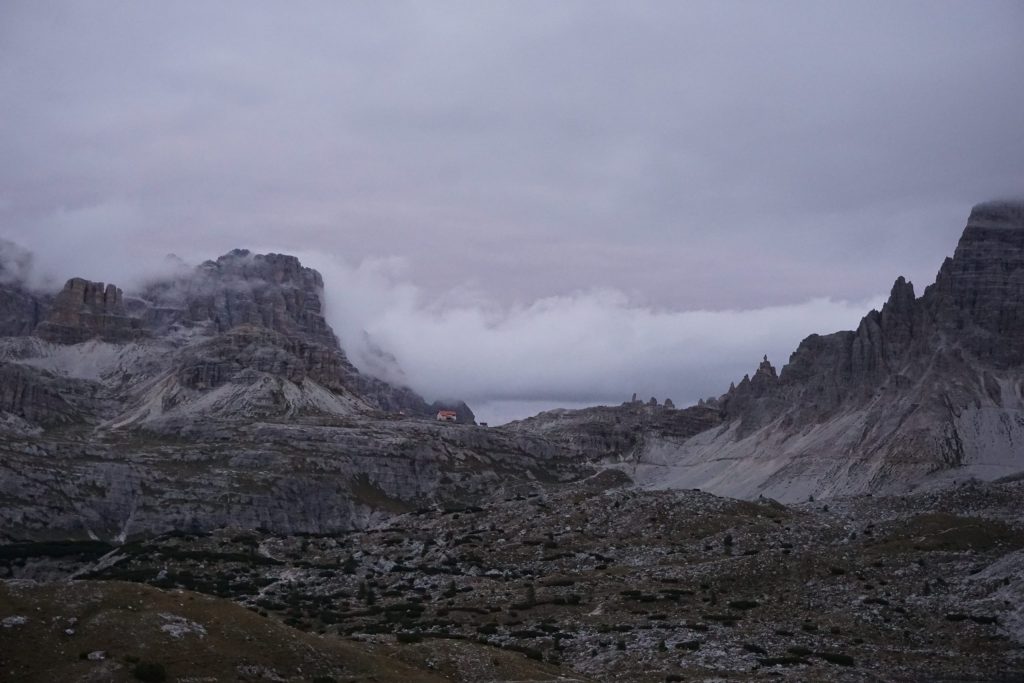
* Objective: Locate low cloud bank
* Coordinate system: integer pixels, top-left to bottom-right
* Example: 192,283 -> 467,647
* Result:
2,238 -> 884,425
298,252 -> 884,424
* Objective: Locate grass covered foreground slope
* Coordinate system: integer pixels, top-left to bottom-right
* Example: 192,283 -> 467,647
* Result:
0,580 -> 576,682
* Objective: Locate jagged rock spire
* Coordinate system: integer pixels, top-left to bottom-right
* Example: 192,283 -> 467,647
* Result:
35,278 -> 138,344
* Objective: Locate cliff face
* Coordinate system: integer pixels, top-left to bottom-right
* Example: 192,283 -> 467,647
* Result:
926,201 -> 1024,367
0,362 -> 80,427
0,419 -> 580,541
0,248 -> 462,430
629,201 -> 1024,501
141,249 -> 338,346
35,278 -> 141,344
0,248 -> 541,540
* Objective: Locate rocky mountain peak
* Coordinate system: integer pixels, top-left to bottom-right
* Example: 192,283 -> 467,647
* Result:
965,199 -> 1024,230
0,245 -> 467,431
766,199 -> 1024,399
34,277 -> 140,344
145,248 -> 335,347
633,201 -> 1024,501
201,249 -> 324,290
923,199 -> 1024,366
884,275 -> 915,310
753,354 -> 777,382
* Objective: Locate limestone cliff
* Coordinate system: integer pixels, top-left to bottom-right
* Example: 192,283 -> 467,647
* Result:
628,201 -> 1024,501
35,278 -> 142,344
0,248 -> 559,540
0,248 -> 463,430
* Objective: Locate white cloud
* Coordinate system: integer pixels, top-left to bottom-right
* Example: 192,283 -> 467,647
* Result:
298,251 -> 884,423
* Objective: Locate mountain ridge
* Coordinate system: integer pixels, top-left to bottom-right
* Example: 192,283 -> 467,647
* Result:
0,247 -> 473,430
0,247 -> 572,541
618,200 -> 1024,500
2,200 -> 1023,540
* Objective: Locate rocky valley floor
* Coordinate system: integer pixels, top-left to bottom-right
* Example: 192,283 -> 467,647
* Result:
3,475 -> 1023,682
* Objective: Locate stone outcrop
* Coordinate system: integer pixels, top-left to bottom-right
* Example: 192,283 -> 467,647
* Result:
142,249 -> 336,346
176,325 -> 356,393
34,278 -> 141,344
720,355 -> 783,435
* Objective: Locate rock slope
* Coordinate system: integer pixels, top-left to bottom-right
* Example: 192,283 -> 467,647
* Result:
0,249 -> 580,540
7,478 -> 1022,681
623,201 -> 1024,501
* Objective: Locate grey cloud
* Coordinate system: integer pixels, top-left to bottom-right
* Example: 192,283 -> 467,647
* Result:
0,239 -> 33,285
297,251 -> 883,423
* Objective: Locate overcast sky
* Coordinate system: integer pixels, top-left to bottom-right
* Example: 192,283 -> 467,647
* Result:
2,2 -> 1023,422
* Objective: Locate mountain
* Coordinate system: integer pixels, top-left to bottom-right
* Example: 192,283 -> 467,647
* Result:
0,249 -> 584,541
518,200 -> 1024,502
4,208 -> 1024,682
10,248 -> 461,429
5,200 -> 1022,536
